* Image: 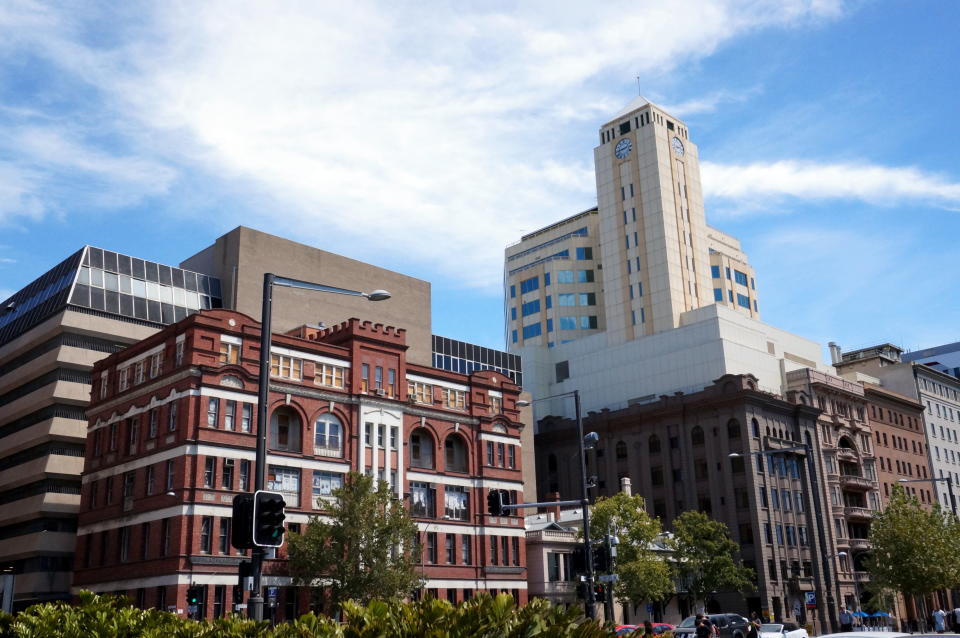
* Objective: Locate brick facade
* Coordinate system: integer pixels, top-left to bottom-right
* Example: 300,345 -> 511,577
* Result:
74,309 -> 527,620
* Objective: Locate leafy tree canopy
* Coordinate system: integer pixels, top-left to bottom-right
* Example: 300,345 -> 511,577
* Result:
589,492 -> 675,605
286,472 -> 421,611
672,510 -> 754,610
866,485 -> 958,598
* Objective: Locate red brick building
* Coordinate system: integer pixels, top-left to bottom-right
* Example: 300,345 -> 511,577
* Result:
73,309 -> 527,620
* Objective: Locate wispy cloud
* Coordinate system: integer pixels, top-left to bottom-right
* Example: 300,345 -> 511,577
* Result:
0,0 -> 848,290
661,88 -> 761,117
702,160 -> 960,212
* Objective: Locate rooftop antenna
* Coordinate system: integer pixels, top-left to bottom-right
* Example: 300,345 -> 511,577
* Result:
636,75 -> 641,96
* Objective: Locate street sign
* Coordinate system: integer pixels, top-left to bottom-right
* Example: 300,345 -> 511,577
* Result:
647,603 -> 655,614
267,586 -> 279,599
805,592 -> 817,609
598,573 -> 619,583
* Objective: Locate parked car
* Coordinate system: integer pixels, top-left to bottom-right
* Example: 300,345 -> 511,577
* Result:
816,633 -> 908,638
759,622 -> 809,638
615,626 -> 639,636
652,623 -> 676,634
674,614 -> 751,638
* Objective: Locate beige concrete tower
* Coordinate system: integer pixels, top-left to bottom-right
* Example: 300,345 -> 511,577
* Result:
594,96 -> 759,342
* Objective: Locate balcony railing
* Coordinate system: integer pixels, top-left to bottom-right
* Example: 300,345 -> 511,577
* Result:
836,449 -> 858,462
849,538 -> 870,550
844,506 -> 873,520
839,475 -> 874,490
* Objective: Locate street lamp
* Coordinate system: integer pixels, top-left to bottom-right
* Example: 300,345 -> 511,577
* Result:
729,444 -> 838,632
517,390 -> 598,619
249,273 -> 390,621
898,476 -> 957,516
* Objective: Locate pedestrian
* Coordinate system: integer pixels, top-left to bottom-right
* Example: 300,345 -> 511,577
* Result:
952,605 -> 960,634
747,612 -> 761,638
644,620 -> 654,638
696,616 -> 713,638
933,607 -> 946,633
839,607 -> 853,632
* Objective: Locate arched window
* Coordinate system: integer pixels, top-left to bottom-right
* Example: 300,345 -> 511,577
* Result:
314,413 -> 343,457
691,427 -> 705,446
444,435 -> 468,473
751,418 -> 760,438
649,434 -> 661,453
410,429 -> 434,469
616,441 -> 628,460
727,419 -> 741,439
547,454 -> 558,473
270,407 -> 301,452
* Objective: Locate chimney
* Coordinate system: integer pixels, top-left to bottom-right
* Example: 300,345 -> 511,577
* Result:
620,476 -> 632,496
549,492 -> 562,521
828,342 -> 842,365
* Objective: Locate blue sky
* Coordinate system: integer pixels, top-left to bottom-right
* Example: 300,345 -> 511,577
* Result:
0,0 -> 957,358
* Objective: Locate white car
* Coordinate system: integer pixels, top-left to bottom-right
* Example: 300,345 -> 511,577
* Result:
816,633 -> 909,638
758,622 -> 809,638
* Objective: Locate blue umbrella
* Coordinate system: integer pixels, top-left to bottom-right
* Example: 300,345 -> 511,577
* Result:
853,611 -> 869,618
872,612 -> 890,617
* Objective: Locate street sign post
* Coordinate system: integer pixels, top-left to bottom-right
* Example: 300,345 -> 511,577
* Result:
805,592 -> 817,609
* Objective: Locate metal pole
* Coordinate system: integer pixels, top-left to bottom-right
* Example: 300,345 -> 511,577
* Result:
803,443 -> 838,633
249,272 -> 275,621
946,477 -> 957,517
575,390 -> 596,619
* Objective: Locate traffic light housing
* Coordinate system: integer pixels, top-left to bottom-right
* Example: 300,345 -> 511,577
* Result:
231,493 -> 254,550
592,544 -> 610,573
187,584 -> 203,605
253,490 -> 286,547
487,489 -> 506,516
594,584 -> 605,598
570,545 -> 587,574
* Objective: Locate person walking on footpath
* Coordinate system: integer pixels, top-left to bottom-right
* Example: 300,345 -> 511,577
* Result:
696,616 -> 713,638
933,607 -> 946,633
746,612 -> 761,638
952,605 -> 960,634
839,607 -> 854,632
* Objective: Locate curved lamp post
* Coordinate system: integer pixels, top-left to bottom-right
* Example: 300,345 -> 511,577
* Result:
249,273 -> 390,621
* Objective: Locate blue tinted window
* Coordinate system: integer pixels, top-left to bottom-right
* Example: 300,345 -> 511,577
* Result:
559,316 -> 577,330
728,290 -> 734,302
714,288 -> 723,302
577,270 -> 594,283
546,319 -> 554,332
580,315 -> 598,329
545,295 -> 552,309
511,330 -> 517,343
544,272 -> 551,286
558,294 -> 576,306
725,267 -> 731,280
576,247 -> 593,260
734,270 -> 748,286
520,277 -> 539,294
510,307 -> 517,320
751,277 -> 755,290
579,293 -> 596,306
556,271 -> 574,283
522,322 -> 542,339
510,285 -> 516,298
711,265 -> 721,279
737,294 -> 750,308
521,299 -> 540,317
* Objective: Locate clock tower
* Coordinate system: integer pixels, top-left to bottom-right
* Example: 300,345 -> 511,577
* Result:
592,96 -> 757,343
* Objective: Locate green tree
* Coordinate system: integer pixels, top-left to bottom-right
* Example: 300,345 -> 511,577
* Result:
287,472 -> 421,612
589,492 -> 675,607
867,485 -> 957,617
672,510 -> 754,612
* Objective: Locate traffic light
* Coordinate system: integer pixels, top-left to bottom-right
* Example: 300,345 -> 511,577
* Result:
570,545 -> 587,574
593,584 -> 606,598
187,584 -> 203,605
592,544 -> 610,573
231,493 -> 253,550
253,490 -> 286,547
486,489 -> 506,516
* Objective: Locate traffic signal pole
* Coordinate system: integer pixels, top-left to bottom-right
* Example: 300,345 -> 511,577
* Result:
249,273 -> 275,622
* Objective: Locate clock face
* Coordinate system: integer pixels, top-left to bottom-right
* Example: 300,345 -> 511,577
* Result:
614,138 -> 632,159
671,136 -> 685,156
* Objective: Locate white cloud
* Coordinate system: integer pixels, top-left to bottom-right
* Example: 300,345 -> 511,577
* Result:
660,88 -> 760,117
0,0 -> 848,290
702,160 -> 960,212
